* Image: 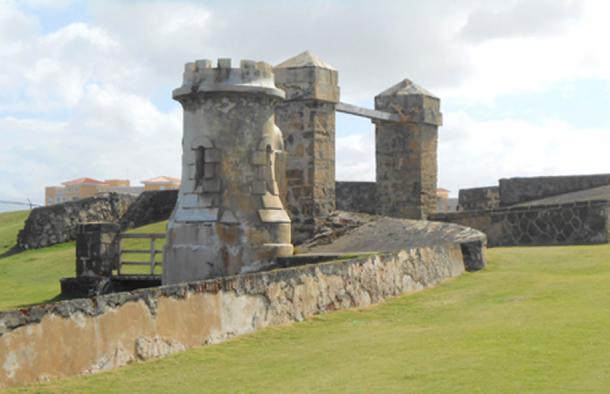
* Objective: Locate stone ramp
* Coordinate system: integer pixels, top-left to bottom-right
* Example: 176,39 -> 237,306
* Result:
305,214 -> 485,254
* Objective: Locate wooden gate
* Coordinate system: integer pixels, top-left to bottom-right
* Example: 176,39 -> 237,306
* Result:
117,233 -> 165,275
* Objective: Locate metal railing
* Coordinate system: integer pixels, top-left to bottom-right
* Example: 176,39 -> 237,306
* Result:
117,233 -> 165,275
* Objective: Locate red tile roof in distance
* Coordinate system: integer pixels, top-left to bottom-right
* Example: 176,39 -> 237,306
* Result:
61,177 -> 106,186
141,176 -> 181,185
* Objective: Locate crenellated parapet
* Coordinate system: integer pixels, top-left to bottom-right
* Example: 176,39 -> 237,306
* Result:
172,58 -> 285,102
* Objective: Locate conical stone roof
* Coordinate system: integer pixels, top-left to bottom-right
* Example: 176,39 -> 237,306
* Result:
275,50 -> 335,70
377,79 -> 437,98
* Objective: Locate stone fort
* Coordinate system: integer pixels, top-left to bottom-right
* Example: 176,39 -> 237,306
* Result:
2,50 -> 609,388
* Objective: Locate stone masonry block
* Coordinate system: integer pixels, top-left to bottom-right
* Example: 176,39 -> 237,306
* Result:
202,179 -> 221,193
252,181 -> 267,195
188,164 -> 196,180
204,163 -> 215,179
258,209 -> 291,223
175,208 -> 218,222
205,149 -> 221,163
262,193 -> 283,209
252,151 -> 268,165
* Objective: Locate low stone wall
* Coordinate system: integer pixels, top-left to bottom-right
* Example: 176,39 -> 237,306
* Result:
335,181 -> 376,214
499,174 -> 610,206
17,193 -> 136,249
0,244 -> 465,388
458,186 -> 500,211
432,200 -> 610,247
119,190 -> 177,230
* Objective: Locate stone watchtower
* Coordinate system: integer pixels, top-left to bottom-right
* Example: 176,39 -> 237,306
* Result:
375,80 -> 442,219
163,58 -> 293,285
274,51 -> 340,243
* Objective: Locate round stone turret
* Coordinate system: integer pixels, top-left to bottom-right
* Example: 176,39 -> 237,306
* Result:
163,58 -> 293,285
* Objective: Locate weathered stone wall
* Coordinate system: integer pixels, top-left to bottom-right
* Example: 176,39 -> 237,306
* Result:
499,174 -> 610,206
335,181 -> 377,214
276,101 -> 336,240
17,193 -> 136,249
432,200 -> 610,247
458,186 -> 500,211
119,190 -> 177,230
0,244 -> 465,388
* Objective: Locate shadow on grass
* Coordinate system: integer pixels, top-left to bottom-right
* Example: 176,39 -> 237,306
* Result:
0,245 -> 24,260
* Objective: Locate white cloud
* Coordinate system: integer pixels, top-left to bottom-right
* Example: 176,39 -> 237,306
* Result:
460,0 -> 581,42
438,111 -> 610,194
21,0 -> 75,9
0,1 -> 39,53
88,1 -> 472,101
442,0 -> 610,102
336,133 -> 375,182
0,85 -> 181,205
1,0 -> 609,209
334,112 -> 610,197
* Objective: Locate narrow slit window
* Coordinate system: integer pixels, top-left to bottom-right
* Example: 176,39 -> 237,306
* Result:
195,147 -> 206,190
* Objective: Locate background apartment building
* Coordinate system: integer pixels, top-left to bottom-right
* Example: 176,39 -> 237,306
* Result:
45,176 -> 180,206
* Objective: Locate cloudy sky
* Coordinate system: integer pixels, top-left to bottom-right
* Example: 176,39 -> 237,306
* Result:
1,0 -> 609,211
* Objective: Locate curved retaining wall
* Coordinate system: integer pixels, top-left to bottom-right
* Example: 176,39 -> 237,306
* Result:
0,244 -> 465,388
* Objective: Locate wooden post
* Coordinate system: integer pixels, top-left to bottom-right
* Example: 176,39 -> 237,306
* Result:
149,237 -> 156,275
117,235 -> 122,275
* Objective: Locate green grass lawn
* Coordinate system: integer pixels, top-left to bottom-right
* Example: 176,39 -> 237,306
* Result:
0,211 -> 167,310
3,239 -> 610,393
0,210 -> 28,255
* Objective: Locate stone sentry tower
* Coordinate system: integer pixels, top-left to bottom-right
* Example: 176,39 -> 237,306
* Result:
375,80 -> 442,219
274,51 -> 340,243
163,58 -> 293,285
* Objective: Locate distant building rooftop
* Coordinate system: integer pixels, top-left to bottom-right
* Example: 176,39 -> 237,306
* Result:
104,179 -> 129,183
141,176 -> 181,185
61,177 -> 105,186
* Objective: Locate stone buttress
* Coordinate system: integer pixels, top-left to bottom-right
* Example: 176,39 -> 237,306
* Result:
163,58 -> 293,285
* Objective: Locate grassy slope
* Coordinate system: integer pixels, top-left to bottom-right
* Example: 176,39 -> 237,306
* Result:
6,243 -> 610,393
0,211 -> 168,310
0,210 -> 29,255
